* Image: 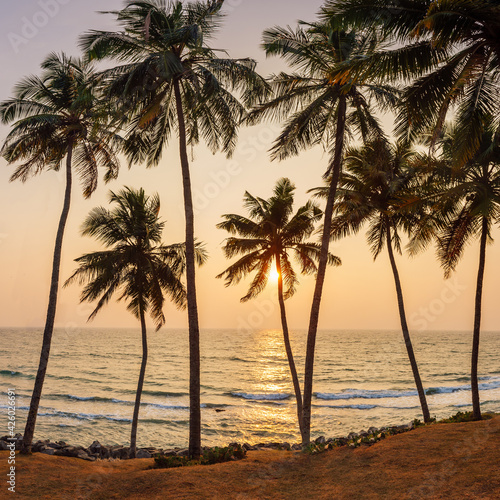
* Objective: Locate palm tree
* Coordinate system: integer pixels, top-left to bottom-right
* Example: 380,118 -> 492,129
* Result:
0,53 -> 121,454
324,0 -> 500,165
64,187 -> 207,457
247,20 -> 397,444
216,178 -> 340,442
79,0 -> 268,458
432,122 -> 500,420
312,138 -> 433,422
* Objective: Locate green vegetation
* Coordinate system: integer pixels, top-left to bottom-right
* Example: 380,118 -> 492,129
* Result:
153,444 -> 247,469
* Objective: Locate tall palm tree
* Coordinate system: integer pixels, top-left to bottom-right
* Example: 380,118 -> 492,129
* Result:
0,53 -> 121,454
324,0 -> 500,165
433,123 -> 500,420
248,20 -> 396,444
312,138 -> 432,422
216,178 -> 340,442
79,0 -> 268,458
65,187 -> 206,457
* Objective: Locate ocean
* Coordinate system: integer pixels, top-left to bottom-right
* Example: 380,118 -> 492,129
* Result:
1,327 -> 499,449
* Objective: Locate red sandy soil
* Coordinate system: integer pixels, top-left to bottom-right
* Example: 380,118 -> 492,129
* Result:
1,416 -> 499,499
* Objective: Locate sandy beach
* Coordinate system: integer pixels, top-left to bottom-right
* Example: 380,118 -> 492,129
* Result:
2,415 -> 499,499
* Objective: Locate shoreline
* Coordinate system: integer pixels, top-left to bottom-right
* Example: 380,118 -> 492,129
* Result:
3,412 -> 496,462
1,415 -> 499,499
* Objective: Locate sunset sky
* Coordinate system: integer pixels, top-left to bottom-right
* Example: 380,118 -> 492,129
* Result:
0,0 -> 499,333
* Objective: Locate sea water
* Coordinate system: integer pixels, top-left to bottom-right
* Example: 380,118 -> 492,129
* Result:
0,328 -> 499,449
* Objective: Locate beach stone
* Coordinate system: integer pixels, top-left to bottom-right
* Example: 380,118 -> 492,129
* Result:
46,442 -> 63,450
291,444 -> 302,451
136,449 -> 152,459
242,443 -> 254,451
77,451 -> 95,461
0,441 -> 9,451
315,436 -> 326,445
281,442 -> 291,451
162,450 -> 178,457
176,449 -> 189,457
347,432 -> 358,440
368,427 -> 378,434
89,441 -> 102,454
55,446 -> 87,458
32,441 -> 46,453
40,448 -> 56,456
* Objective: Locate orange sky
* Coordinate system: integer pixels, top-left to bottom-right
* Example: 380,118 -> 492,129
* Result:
0,0 -> 499,334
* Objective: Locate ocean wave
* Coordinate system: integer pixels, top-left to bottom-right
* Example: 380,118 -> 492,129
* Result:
314,403 -> 419,410
0,369 -> 34,379
50,394 -> 190,410
38,409 -> 132,423
230,392 -> 291,401
315,379 -> 500,401
315,389 -> 418,400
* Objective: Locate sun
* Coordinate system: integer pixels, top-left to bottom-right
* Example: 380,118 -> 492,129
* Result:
269,264 -> 280,283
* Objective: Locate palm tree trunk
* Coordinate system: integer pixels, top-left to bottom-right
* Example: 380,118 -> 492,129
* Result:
173,79 -> 201,459
130,305 -> 148,458
21,142 -> 74,454
385,220 -> 431,423
275,253 -> 305,440
302,95 -> 346,445
471,217 -> 487,420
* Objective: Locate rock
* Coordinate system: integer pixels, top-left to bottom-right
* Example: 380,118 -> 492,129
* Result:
281,442 -> 291,451
291,444 -> 302,451
315,436 -> 326,445
55,446 -> 86,458
0,441 -> 10,451
32,440 -> 50,453
77,451 -> 95,461
347,432 -> 358,440
368,427 -> 378,434
242,443 -> 254,451
40,448 -> 56,456
109,446 -> 130,460
136,449 -> 152,459
46,442 -> 63,450
176,449 -> 189,457
162,450 -> 178,457
88,440 -> 102,454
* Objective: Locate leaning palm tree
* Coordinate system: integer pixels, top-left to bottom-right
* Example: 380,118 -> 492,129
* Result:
216,178 -> 340,442
248,20 -> 397,444
0,52 -> 121,454
432,122 -> 500,420
312,138 -> 432,422
79,0 -> 268,458
65,187 -> 207,457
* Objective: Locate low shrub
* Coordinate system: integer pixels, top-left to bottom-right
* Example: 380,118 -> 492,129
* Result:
153,444 -> 247,469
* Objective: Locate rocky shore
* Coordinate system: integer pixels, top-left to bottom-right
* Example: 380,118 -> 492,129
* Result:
0,421 -> 418,461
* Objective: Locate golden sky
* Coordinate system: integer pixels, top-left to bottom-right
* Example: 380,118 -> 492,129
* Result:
0,0 -> 498,333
